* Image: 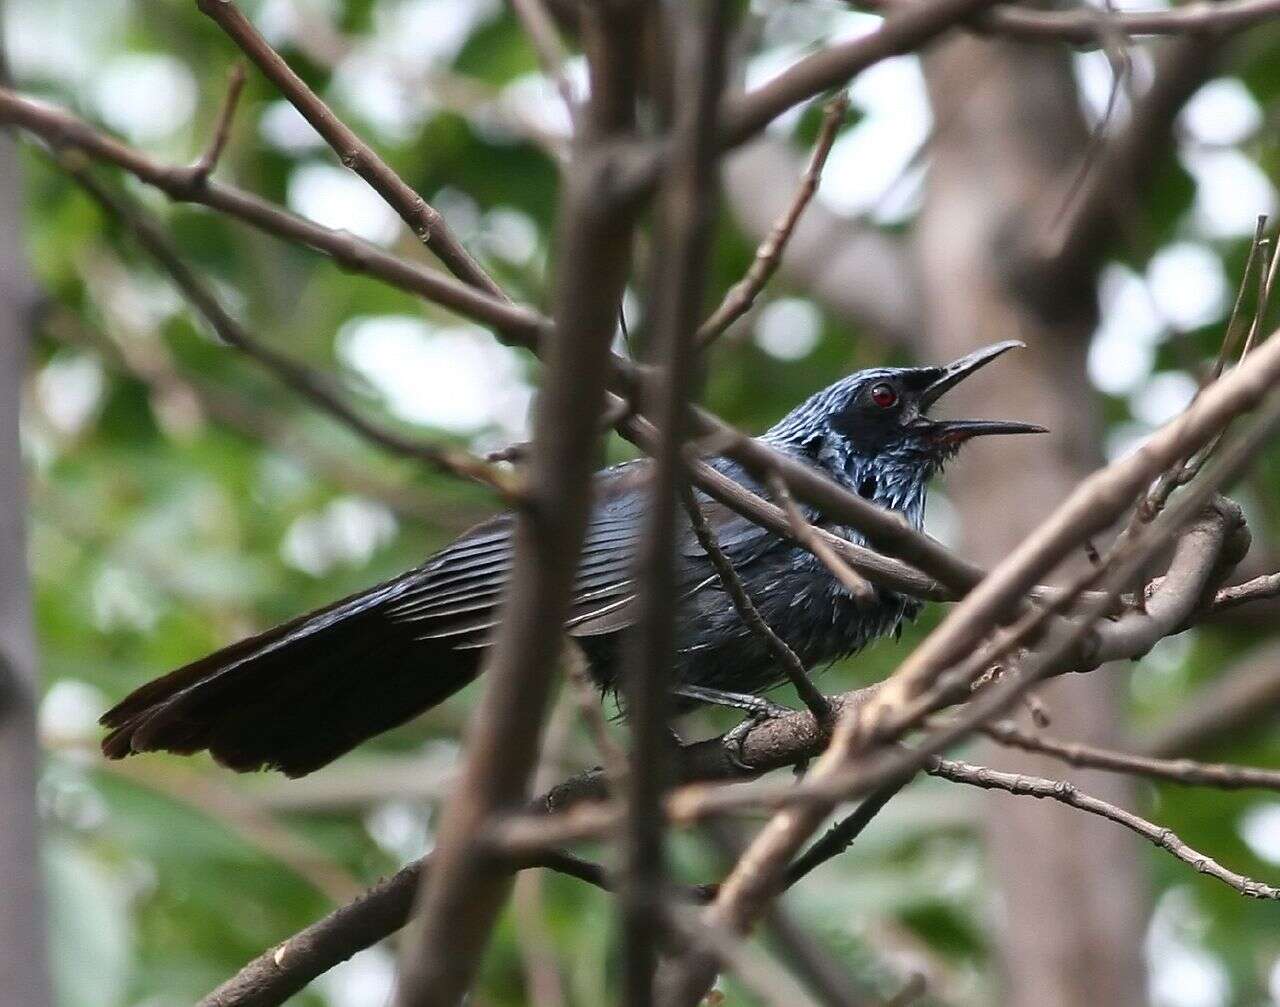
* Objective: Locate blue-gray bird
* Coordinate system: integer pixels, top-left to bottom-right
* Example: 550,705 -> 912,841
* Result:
101,340 -> 1043,777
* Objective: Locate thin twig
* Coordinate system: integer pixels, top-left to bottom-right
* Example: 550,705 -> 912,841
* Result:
680,483 -> 832,724
927,756 -> 1280,899
509,0 -> 578,127
0,88 -> 545,342
189,62 -> 246,185
782,777 -> 912,888
857,0 -> 1280,44
62,158 -> 524,502
618,7 -> 731,1001
697,91 -> 848,348
767,471 -> 877,607
195,0 -> 503,297
980,719 -> 1280,791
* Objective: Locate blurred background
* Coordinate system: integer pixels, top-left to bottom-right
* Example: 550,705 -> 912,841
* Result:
7,0 -> 1280,1004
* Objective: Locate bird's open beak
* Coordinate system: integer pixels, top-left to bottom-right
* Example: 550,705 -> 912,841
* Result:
915,340 -> 1048,443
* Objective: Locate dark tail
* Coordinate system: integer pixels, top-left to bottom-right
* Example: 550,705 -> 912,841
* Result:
100,574 -> 481,777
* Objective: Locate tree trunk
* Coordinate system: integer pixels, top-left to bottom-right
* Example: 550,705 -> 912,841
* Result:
0,28 -> 54,1004
917,36 -> 1149,1007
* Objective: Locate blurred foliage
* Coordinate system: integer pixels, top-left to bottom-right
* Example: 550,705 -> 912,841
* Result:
11,1 -> 1280,1005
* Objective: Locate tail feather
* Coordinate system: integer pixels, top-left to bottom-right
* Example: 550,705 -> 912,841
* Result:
100,576 -> 481,777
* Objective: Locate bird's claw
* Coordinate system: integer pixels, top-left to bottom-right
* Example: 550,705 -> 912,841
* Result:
722,700 -> 793,772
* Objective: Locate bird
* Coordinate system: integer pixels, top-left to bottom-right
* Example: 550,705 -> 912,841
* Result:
100,340 -> 1044,778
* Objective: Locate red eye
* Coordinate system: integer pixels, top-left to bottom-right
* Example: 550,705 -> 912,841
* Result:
870,383 -> 897,408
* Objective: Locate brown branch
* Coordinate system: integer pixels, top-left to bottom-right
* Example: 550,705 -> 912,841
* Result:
720,138 -> 920,345
509,0 -> 578,126
391,4 -> 644,1001
717,0 -> 1004,153
618,7 -> 730,1000
62,159 -> 524,502
768,471 -> 877,607
197,504 -> 1280,1007
926,756 -> 1280,900
189,62 -> 246,185
656,362 -> 1274,1002
0,88 -> 544,343
861,0 -> 1280,44
781,778 -> 912,889
680,483 -> 832,723
980,719 -> 1280,792
1139,639 -> 1280,758
195,0 -> 503,298
1210,572 -> 1280,614
697,91 -> 849,348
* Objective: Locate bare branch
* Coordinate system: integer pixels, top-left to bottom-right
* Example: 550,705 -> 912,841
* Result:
980,719 -> 1280,792
927,756 -> 1280,900
392,4 -> 645,1000
189,61 -> 246,185
62,159 -> 524,502
769,472 -> 877,608
619,7 -> 730,999
698,91 -> 849,348
195,0 -> 503,297
861,0 -> 1280,44
0,88 -> 544,342
509,0 -> 578,127
720,139 -> 920,345
681,483 -> 832,724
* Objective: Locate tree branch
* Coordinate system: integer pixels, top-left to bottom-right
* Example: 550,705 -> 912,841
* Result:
0,88 -> 543,342
698,91 -> 849,349
927,756 -> 1280,899
980,718 -> 1280,792
62,159 -> 524,502
618,4 -> 729,1000
391,4 -> 645,1001
195,0 -> 504,297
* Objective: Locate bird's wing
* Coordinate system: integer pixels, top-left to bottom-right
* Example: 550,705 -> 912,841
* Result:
384,461 -> 775,646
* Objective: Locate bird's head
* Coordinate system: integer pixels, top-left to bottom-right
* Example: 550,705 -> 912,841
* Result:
763,340 -> 1045,520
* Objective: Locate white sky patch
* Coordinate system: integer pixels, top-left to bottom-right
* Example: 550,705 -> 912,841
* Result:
337,316 -> 533,438
1104,420 -> 1154,462
328,0 -> 501,141
257,0 -> 341,48
4,0 -> 129,88
315,943 -> 397,1007
364,801 -> 433,863
1073,49 -> 1132,128
500,70 -> 576,141
39,679 -> 109,742
287,164 -> 401,245
1239,803 -> 1280,866
91,54 -> 197,144
36,352 -> 105,437
1182,147 -> 1278,240
259,100 -> 327,154
820,56 -> 931,223
1180,78 -> 1262,147
1088,264 -> 1163,395
1147,242 -> 1228,331
330,49 -> 420,142
91,566 -> 160,633
280,496 -> 398,577
1147,888 -> 1230,1007
1129,370 -> 1198,427
431,186 -> 482,244
754,297 -> 821,361
479,206 -> 539,266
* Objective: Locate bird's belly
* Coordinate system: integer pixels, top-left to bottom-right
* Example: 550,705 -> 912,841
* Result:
670,564 -> 915,697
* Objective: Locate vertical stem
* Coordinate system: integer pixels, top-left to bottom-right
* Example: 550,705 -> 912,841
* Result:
620,3 -> 730,1002
393,6 -> 644,1005
0,12 -> 54,1004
